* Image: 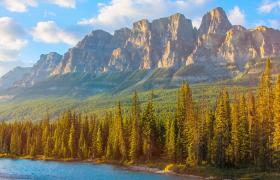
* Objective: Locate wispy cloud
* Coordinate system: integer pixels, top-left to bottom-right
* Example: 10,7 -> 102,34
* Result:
228,6 -> 246,26
258,1 -> 280,13
0,17 -> 27,62
78,0 -> 212,32
47,0 -> 76,8
31,21 -> 79,46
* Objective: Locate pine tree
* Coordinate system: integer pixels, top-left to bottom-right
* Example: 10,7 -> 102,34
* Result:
213,90 -> 231,167
165,118 -> 176,162
129,91 -> 141,162
175,85 -> 185,163
69,115 -> 78,158
228,95 -> 239,165
78,126 -> 87,159
246,92 -> 259,165
44,137 -> 52,157
184,82 -> 198,166
206,110 -> 215,164
272,75 -> 280,168
257,58 -> 274,168
112,102 -> 127,161
10,128 -> 20,155
95,125 -> 103,158
142,93 -> 156,161
238,95 -> 250,165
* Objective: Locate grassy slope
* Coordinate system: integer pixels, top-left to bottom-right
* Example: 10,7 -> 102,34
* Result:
0,82 -> 255,121
1,57 -> 279,122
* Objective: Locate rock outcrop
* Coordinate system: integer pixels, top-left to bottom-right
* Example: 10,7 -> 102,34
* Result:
218,26 -> 280,69
0,67 -> 31,90
55,13 -> 197,74
15,52 -> 62,87
1,7 -> 280,91
186,7 -> 232,65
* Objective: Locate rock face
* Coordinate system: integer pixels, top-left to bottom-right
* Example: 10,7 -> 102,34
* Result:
0,67 -> 31,90
199,7 -> 232,35
52,30 -> 114,75
187,7 -> 232,65
1,7 -> 280,91
218,26 -> 280,69
15,52 -> 62,87
55,13 -> 197,74
49,7 -> 280,77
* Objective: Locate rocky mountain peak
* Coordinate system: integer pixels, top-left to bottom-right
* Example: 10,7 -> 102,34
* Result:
199,7 -> 232,35
2,7 -> 280,92
14,52 -> 62,87
255,26 -> 270,32
113,28 -> 131,47
0,67 -> 31,90
132,19 -> 151,33
37,52 -> 62,65
76,30 -> 113,49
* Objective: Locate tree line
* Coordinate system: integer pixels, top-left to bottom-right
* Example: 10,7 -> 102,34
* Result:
0,59 -> 279,170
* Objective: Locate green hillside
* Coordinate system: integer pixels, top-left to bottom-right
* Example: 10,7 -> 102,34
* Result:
1,57 -> 279,122
0,82 -> 255,121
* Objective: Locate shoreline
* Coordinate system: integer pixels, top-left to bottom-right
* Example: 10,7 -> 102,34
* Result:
0,154 -> 207,179
3,154 -> 279,179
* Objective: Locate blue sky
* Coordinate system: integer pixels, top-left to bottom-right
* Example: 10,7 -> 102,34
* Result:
0,0 -> 279,76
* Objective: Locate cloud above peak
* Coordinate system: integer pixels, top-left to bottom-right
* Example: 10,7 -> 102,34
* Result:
78,0 -> 212,32
228,6 -> 245,26
0,0 -> 76,12
0,17 -> 27,62
31,21 -> 79,46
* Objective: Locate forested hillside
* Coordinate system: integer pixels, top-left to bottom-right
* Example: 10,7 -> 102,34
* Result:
0,59 -> 280,177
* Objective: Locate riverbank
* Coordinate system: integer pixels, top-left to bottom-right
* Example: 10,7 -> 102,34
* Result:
1,154 -> 280,179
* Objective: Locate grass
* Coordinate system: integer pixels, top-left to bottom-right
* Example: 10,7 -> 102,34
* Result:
0,82 -> 256,121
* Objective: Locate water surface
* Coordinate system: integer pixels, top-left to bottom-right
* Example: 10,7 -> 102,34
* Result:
0,158 -> 196,180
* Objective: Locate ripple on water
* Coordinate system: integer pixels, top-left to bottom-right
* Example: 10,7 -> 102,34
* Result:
0,159 -> 190,180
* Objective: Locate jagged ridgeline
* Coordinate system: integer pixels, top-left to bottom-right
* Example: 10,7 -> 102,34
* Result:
0,7 -> 280,95
0,7 -> 280,122
1,59 -> 280,175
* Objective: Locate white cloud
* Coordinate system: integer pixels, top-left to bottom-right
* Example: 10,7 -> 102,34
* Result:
228,6 -> 245,26
47,0 -> 75,8
258,1 -> 280,13
78,0 -> 212,32
31,21 -> 79,46
0,17 -> 27,62
0,0 -> 75,12
0,0 -> 37,12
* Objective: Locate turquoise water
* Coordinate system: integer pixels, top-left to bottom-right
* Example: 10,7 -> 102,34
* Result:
0,158 -> 193,180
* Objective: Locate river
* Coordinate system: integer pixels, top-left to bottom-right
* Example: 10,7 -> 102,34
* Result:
0,158 -> 199,179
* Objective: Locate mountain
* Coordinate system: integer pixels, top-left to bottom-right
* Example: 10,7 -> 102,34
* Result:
14,52 -> 62,88
1,7 -> 280,97
0,67 -> 31,90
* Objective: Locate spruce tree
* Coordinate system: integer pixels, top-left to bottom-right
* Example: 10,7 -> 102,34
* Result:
213,90 -> 231,167
257,58 -> 274,168
246,92 -> 259,165
142,93 -> 156,161
272,75 -> 280,168
69,115 -> 78,158
165,118 -> 176,162
129,91 -> 141,162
